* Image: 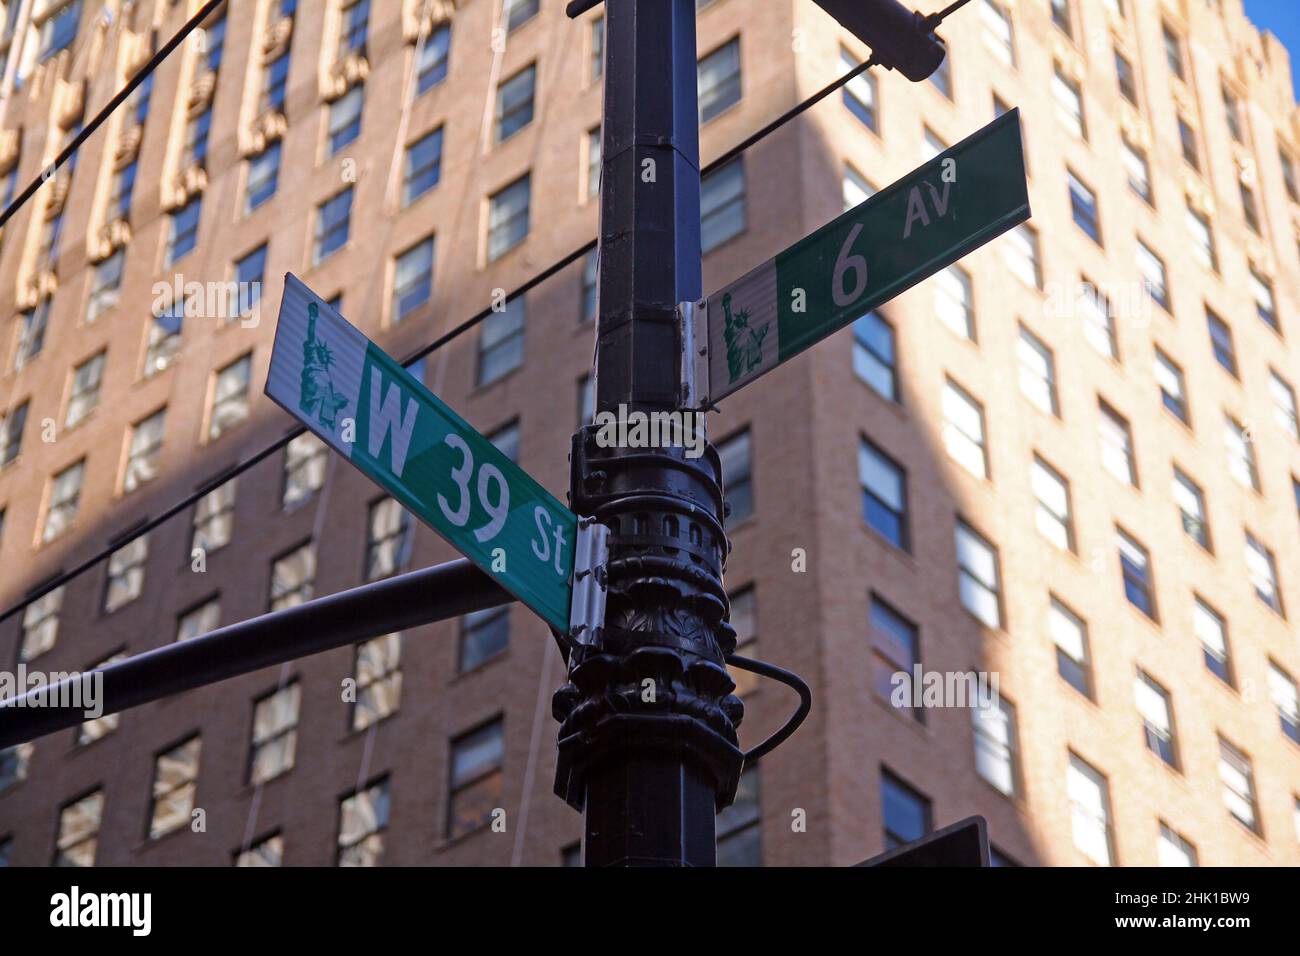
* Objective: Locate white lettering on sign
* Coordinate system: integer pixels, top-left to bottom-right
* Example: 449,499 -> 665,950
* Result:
368,373 -> 419,478
530,506 -> 569,575
902,181 -> 953,239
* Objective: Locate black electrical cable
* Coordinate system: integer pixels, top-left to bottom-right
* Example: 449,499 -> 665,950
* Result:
1,53 -> 886,625
726,654 -> 812,763
0,0 -> 227,233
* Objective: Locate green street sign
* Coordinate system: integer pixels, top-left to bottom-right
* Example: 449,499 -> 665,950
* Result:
265,275 -> 578,632
697,109 -> 1030,406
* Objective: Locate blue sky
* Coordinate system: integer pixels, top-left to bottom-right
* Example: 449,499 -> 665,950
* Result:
1243,0 -> 1300,94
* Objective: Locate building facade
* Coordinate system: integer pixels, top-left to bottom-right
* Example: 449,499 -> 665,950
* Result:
1,0 -> 1299,866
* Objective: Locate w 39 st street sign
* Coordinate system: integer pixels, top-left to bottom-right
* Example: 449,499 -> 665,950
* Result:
266,275 -> 578,631
692,110 -> 1030,407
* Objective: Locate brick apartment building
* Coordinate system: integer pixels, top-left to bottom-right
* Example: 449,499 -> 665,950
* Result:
1,0 -> 1299,867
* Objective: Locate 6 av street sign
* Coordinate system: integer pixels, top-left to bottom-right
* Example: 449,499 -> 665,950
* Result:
266,275 -> 579,632
692,109 -> 1030,407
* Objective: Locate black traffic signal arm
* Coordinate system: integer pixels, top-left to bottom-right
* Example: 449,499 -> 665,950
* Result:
567,0 -> 949,84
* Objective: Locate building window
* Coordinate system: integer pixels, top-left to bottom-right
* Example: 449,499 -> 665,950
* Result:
86,250 -> 124,322
1194,596 -> 1232,685
167,197 -> 201,265
488,420 -> 520,463
416,23 -> 450,94
1269,662 -> 1300,745
1280,146 -> 1299,203
718,429 -> 753,527
202,15 -> 226,72
338,0 -> 369,57
934,264 -> 974,339
1003,223 -> 1041,289
209,355 -> 252,440
1136,240 -> 1169,312
1222,80 -> 1244,142
973,696 -> 1017,796
403,127 -> 442,205
870,598 -> 920,720
1135,670 -> 1177,767
192,480 -> 235,554
928,48 -> 951,99
852,311 -> 896,401
701,159 -> 745,252
881,770 -> 931,849
338,778 -> 389,866
726,587 -> 758,696
1218,738 -> 1259,832
1172,467 -> 1210,550
1271,370 -> 1299,441
128,72 -> 153,126
392,237 -> 434,323
269,541 -> 316,611
1245,532 -> 1282,615
1052,65 -> 1086,139
20,585 -> 63,661
144,301 -> 183,378
1031,456 -> 1074,552
0,400 -> 26,466
1017,326 -> 1057,415
955,520 -> 1001,629
923,127 -> 947,162
181,106 -> 211,169
283,433 -> 327,507
1122,135 -> 1152,205
590,15 -> 604,81
1251,268 -> 1278,330
716,765 -> 762,866
231,245 -> 267,322
327,85 -> 364,156
177,596 -> 220,642
1163,22 -> 1185,80
352,633 -> 401,731
1158,823 -> 1197,867
249,683 -> 300,785
54,789 -> 103,867
942,379 -> 987,479
104,535 -> 147,613
577,374 -> 594,427
477,296 -> 525,386
843,163 -> 875,212
14,301 -> 50,370
44,459 -> 85,542
447,719 -> 505,839
698,37 -> 741,123
0,742 -> 32,793
1117,527 -> 1156,620
1049,0 -> 1073,37
1206,309 -> 1238,376
1068,171 -> 1101,244
314,187 -> 353,262
1224,415 -> 1258,491
1154,349 -> 1189,424
460,606 -> 510,672
149,736 -> 201,840
859,439 -> 907,549
245,142 -> 281,213
586,126 -> 602,199
1098,401 -> 1136,486
365,497 -> 413,581
123,408 -> 166,492
1186,202 -> 1217,272
1240,181 -> 1262,234
841,47 -> 877,131
580,250 -> 598,323
981,0 -> 1015,67
487,174 -> 530,261
65,352 -> 105,428
505,0 -> 538,33
1114,48 -> 1139,106
235,833 -> 283,867
39,0 -> 82,61
495,64 -> 536,143
1067,754 -> 1112,865
1050,597 -> 1091,697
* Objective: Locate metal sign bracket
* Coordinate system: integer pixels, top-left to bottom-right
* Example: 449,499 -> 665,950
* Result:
568,517 -> 610,645
678,299 -> 711,412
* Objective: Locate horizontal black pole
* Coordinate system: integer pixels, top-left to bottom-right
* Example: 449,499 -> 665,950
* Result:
0,559 -> 511,749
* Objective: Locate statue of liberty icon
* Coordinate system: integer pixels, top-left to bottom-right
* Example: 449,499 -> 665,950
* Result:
721,292 -> 769,384
299,302 -> 350,429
